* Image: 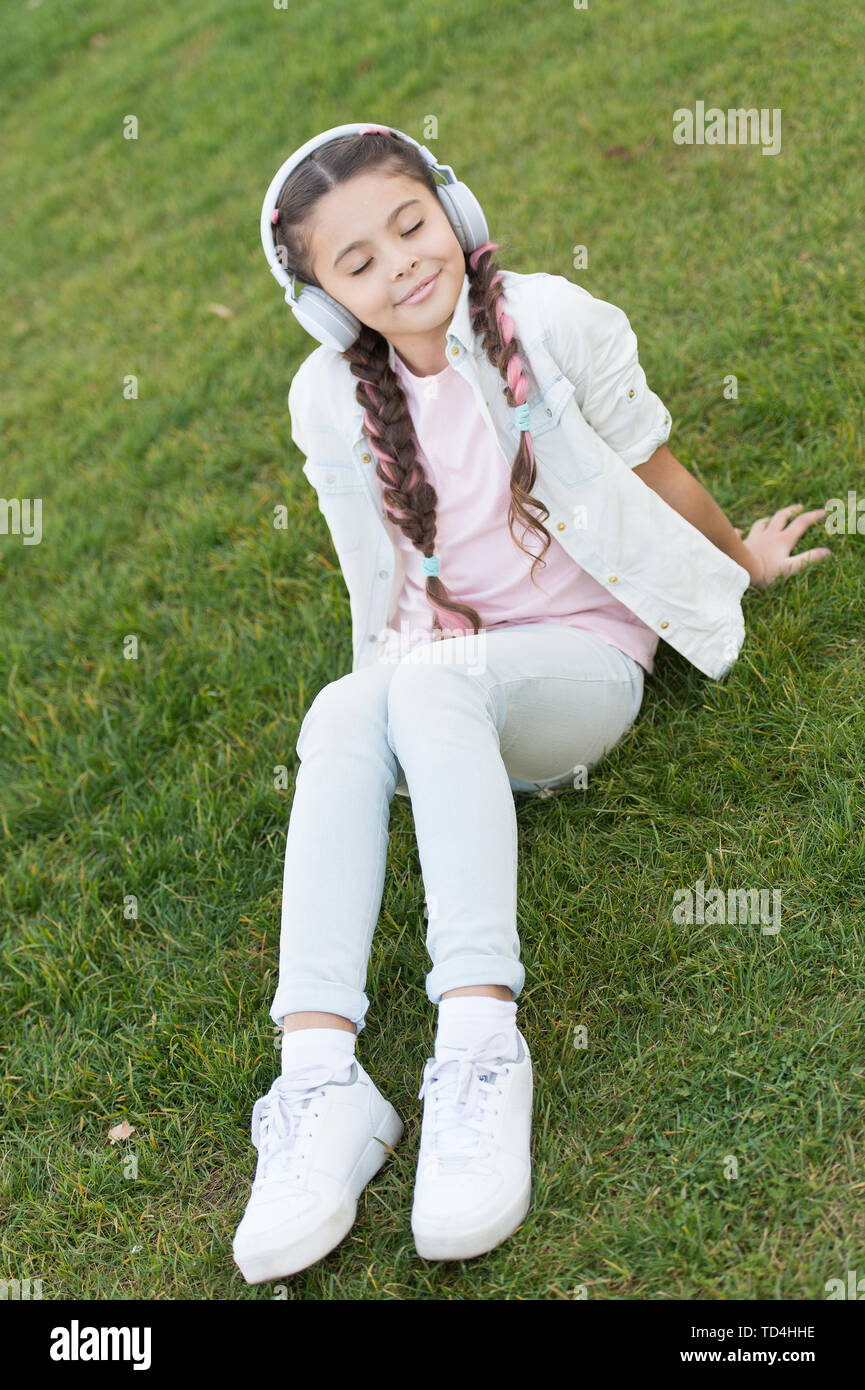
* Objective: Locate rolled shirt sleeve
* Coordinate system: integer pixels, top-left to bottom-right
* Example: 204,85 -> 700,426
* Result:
541,274 -> 673,468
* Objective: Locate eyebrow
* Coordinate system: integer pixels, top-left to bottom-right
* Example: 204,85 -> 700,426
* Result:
332,199 -> 422,269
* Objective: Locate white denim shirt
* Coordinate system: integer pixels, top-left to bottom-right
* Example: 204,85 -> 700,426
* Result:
287,269 -> 750,680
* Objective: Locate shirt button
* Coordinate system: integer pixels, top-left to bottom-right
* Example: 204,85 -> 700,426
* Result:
368,634 -> 378,642
628,389 -> 635,398
361,452 -> 371,463
664,414 -> 670,424
609,575 -> 618,583
556,521 -> 566,531
660,620 -> 669,629
546,407 -> 552,416
325,473 -> 335,483
450,346 -> 460,356
378,570 -> 389,579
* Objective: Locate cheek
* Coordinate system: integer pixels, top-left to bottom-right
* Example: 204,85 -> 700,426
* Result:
445,232 -> 468,266
427,211 -> 458,250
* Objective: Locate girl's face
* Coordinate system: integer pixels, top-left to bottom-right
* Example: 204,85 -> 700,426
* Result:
306,168 -> 467,376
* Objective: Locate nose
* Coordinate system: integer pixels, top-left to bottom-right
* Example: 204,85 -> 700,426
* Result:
393,244 -> 420,275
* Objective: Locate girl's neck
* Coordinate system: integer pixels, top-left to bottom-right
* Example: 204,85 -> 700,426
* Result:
392,340 -> 449,378
394,349 -> 451,382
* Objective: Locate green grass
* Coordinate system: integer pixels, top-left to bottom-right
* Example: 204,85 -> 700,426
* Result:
1,0 -> 864,1300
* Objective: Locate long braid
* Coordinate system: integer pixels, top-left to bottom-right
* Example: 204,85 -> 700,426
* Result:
466,240 -> 552,587
341,324 -> 482,635
340,246 -> 554,637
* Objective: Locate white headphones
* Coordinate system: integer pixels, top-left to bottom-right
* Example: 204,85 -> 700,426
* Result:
259,122 -> 490,351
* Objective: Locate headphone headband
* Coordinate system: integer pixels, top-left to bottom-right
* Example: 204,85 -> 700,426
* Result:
259,122 -> 489,350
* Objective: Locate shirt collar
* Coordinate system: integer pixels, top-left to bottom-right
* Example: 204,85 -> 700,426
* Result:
350,271 -> 474,445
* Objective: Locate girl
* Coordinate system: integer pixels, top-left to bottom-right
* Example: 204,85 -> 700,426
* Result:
232,123 -> 831,1284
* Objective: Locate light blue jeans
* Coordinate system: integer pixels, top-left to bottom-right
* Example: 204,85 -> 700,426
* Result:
269,623 -> 645,1036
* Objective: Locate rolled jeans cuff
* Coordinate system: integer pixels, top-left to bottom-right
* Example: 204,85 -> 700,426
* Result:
425,954 -> 525,1006
269,979 -> 370,1036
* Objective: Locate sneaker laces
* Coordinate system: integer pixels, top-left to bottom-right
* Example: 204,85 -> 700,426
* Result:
250,1060 -> 352,1184
417,1029 -> 516,1168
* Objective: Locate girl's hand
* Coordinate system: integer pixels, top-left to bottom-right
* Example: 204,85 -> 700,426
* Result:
733,503 -> 832,588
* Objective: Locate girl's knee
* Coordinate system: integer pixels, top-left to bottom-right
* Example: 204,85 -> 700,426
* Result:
296,676 -> 356,755
296,671 -> 388,757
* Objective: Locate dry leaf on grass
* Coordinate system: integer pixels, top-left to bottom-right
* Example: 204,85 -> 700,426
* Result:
107,1120 -> 136,1144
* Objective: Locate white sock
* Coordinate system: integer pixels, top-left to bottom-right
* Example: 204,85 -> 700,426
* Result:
281,1026 -> 356,1078
435,996 -> 519,1061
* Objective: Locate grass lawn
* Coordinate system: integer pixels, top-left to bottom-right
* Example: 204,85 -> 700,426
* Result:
1,0 -> 863,1300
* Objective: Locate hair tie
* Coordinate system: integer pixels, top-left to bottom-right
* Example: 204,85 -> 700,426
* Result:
271,208 -> 280,225
422,554 -> 440,577
514,403 -> 531,431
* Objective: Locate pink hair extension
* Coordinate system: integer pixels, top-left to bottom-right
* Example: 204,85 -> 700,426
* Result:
360,378 -> 419,522
468,242 -> 535,469
361,371 -> 471,635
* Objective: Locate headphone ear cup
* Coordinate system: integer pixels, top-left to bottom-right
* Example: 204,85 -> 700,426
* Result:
437,181 -> 489,253
287,284 -> 361,352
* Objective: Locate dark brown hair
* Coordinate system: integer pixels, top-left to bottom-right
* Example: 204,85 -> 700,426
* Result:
272,130 -> 553,636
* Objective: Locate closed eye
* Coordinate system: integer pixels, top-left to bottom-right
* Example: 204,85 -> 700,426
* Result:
350,222 -> 424,276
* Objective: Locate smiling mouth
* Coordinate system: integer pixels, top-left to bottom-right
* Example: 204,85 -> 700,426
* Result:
399,272 -> 439,305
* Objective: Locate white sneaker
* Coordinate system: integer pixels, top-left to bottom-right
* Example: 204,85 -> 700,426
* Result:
411,1027 -> 533,1261
232,1056 -> 404,1283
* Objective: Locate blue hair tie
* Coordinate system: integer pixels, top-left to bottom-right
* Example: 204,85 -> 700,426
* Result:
514,403 -> 531,431
422,554 -> 440,577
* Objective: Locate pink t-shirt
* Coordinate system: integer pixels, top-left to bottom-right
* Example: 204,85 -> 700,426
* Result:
381,351 -> 659,675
